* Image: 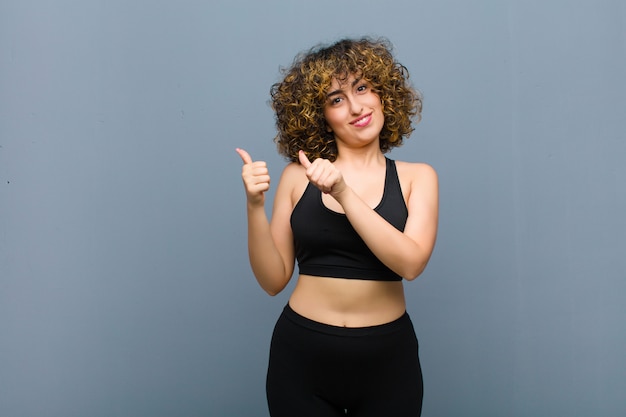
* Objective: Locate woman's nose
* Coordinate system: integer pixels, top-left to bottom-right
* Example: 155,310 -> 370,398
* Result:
350,98 -> 363,115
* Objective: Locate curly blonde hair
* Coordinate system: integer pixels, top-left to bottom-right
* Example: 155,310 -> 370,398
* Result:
271,37 -> 422,162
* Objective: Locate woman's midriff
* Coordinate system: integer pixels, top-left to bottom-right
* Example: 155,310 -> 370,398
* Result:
288,274 -> 407,328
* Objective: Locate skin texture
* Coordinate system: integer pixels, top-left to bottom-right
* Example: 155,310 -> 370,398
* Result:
236,40 -> 438,327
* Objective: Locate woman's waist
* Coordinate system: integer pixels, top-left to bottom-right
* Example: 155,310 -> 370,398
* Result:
289,275 -> 406,327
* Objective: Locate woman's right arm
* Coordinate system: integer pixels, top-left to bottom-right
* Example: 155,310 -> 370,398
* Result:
236,148 -> 296,296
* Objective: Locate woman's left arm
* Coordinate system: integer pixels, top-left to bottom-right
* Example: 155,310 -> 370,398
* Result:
337,162 -> 439,280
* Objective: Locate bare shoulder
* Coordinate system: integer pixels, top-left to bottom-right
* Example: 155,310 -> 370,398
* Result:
395,160 -> 438,185
393,161 -> 438,210
276,162 -> 309,207
278,161 -> 307,186
281,160 -> 306,177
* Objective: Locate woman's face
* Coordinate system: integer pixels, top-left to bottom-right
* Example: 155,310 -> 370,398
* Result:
323,74 -> 384,148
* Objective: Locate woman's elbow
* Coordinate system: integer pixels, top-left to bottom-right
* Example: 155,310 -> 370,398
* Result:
260,277 -> 290,296
400,261 -> 429,281
264,287 -> 282,297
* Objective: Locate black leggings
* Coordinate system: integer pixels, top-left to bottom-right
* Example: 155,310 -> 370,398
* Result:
266,304 -> 423,417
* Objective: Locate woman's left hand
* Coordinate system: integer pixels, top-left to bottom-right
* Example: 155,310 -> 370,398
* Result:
298,150 -> 346,196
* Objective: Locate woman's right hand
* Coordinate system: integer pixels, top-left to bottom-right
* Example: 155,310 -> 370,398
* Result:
236,148 -> 270,207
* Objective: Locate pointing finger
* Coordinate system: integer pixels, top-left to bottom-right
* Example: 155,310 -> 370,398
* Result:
235,148 -> 253,164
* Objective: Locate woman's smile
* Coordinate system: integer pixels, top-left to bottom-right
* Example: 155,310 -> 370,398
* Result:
351,112 -> 373,127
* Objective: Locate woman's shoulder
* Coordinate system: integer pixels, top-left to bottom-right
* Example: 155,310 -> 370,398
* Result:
393,160 -> 438,208
276,161 -> 309,205
394,160 -> 437,182
279,161 -> 307,181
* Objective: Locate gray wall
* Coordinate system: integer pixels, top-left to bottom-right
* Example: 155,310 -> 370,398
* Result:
1,1 -> 624,416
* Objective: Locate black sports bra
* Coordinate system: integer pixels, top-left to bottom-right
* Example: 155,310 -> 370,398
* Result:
290,158 -> 408,281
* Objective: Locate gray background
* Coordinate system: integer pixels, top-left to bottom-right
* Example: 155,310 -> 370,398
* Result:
1,0 -> 625,416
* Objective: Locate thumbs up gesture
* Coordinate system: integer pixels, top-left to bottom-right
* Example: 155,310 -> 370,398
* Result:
298,150 -> 345,196
236,148 -> 270,206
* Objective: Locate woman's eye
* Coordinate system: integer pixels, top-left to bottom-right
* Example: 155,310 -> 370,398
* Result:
356,84 -> 368,93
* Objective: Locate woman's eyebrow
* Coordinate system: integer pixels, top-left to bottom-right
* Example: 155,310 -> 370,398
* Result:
326,77 -> 363,99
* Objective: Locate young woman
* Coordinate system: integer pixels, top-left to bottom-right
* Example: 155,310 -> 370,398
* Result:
236,37 -> 438,417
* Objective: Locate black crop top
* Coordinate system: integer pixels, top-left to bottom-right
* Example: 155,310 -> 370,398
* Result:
290,158 -> 408,281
